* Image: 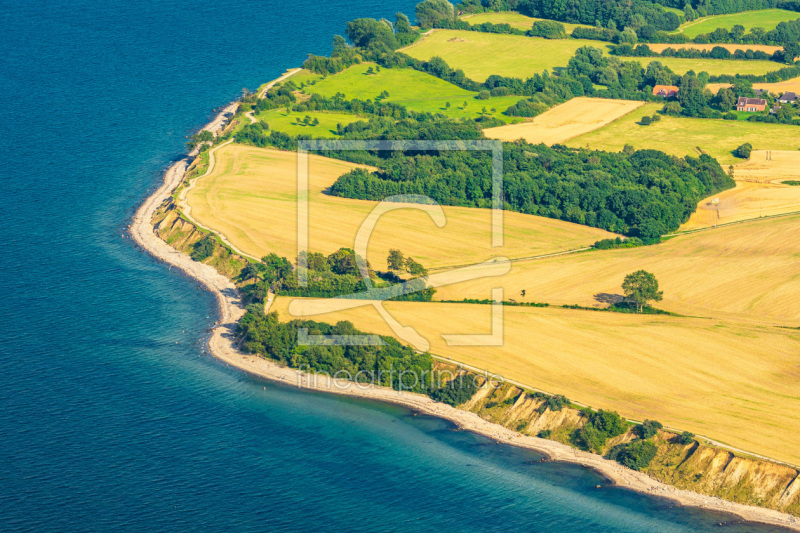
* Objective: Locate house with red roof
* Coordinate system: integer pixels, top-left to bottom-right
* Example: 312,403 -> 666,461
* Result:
652,85 -> 679,98
737,97 -> 767,112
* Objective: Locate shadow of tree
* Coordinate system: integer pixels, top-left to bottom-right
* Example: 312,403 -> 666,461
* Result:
594,292 -> 624,305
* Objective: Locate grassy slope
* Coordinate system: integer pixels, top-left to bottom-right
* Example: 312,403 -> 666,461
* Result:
567,102 -> 800,164
302,62 -> 525,123
675,9 -> 800,38
185,144 -> 615,268
402,30 -> 780,81
274,296 -> 800,465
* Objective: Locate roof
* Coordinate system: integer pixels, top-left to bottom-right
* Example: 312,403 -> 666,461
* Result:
652,85 -> 679,96
779,92 -> 797,101
737,97 -> 767,106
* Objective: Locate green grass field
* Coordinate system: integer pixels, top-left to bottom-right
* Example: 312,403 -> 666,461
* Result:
402,30 -> 781,81
302,62 -> 525,122
253,109 -> 361,137
675,9 -> 800,38
567,103 -> 800,164
461,11 -> 593,34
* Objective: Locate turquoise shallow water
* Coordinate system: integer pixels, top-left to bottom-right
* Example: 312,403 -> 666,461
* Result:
0,1 -> 790,531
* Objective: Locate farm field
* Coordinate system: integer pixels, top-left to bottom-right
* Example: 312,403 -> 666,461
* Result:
431,212 -> 800,324
674,9 -> 800,38
185,144 -> 615,268
461,11 -> 592,33
618,55 -> 779,76
707,75 -> 800,95
274,297 -> 800,465
568,103 -> 800,164
679,179 -> 800,230
645,42 -> 782,54
402,30 -> 780,81
402,30 -> 605,80
300,62 -> 524,122
734,149 -> 800,181
483,97 -> 644,145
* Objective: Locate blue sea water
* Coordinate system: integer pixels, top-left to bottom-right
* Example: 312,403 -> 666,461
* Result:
0,1 -> 790,531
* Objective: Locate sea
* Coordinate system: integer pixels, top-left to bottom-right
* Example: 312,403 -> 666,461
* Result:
0,1 -> 790,531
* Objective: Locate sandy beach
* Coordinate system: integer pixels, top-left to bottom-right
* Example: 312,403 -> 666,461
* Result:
129,75 -> 800,532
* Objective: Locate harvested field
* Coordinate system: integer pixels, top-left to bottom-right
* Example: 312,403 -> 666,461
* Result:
734,150 -> 800,182
185,144 -> 615,268
707,76 -> 800,95
274,297 -> 800,465
645,43 -> 782,54
680,180 -> 800,230
431,213 -> 800,323
482,98 -> 644,145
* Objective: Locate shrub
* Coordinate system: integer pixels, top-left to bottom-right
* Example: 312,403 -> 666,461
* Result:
190,235 -> 216,262
429,375 -> 478,406
723,111 -> 738,120
537,394 -> 570,413
636,419 -> 663,439
678,431 -> 695,445
606,440 -> 658,470
640,115 -> 652,125
529,20 -> 567,40
537,429 -> 552,438
477,90 -> 490,100
574,409 -> 628,452
490,86 -> 510,97
734,142 -> 753,158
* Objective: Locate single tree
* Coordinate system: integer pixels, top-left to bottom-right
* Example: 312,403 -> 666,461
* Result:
622,270 -> 663,312
387,249 -> 405,272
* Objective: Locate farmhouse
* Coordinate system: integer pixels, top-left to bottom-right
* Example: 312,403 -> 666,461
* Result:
778,91 -> 797,103
652,85 -> 679,98
737,97 -> 767,112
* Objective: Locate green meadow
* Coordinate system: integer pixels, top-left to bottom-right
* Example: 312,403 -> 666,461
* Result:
302,62 -> 525,122
402,30 -> 781,81
675,9 -> 800,38
461,12 -> 593,34
253,109 -> 361,138
567,103 -> 800,165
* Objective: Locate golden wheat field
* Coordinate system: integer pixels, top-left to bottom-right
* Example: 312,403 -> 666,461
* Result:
483,98 -> 645,145
706,76 -> 800,95
274,297 -> 800,464
431,213 -> 800,324
646,43 -> 782,54
680,180 -> 800,231
185,144 -> 614,268
734,150 -> 800,182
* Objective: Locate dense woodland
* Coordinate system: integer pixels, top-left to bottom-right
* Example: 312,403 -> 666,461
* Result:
330,143 -> 732,238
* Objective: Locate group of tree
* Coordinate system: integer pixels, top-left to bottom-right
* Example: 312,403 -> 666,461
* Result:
329,138 -> 733,239
610,43 -> 779,62
237,312 -> 434,393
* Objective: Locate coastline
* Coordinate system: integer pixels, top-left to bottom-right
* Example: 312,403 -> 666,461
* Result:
129,77 -> 800,532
